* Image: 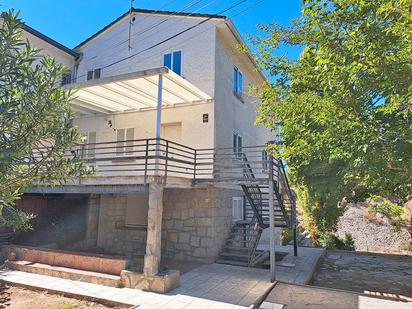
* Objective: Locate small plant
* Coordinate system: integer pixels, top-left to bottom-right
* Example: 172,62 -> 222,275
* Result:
318,231 -> 337,249
367,196 -> 404,219
340,233 -> 355,251
400,241 -> 412,252
61,304 -> 72,309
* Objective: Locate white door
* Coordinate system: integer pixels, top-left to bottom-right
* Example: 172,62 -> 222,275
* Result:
161,122 -> 182,144
232,197 -> 244,222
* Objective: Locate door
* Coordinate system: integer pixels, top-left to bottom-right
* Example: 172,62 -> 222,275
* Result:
161,122 -> 182,144
232,197 -> 244,222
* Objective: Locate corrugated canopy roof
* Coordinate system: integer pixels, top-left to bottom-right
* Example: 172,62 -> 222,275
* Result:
66,67 -> 212,114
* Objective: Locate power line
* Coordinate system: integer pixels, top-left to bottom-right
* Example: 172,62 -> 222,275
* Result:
67,0 -> 265,84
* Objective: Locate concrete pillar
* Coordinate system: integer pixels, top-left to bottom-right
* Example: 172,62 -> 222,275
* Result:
143,181 -> 164,276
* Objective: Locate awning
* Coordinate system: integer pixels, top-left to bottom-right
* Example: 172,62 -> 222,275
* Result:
65,67 -> 212,114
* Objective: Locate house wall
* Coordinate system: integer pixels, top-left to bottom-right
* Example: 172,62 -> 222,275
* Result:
22,30 -> 76,70
73,101 -> 214,149
214,26 -> 272,149
75,13 -> 218,98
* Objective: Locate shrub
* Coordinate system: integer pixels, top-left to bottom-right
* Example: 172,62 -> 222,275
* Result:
318,231 -> 337,249
367,196 -> 404,219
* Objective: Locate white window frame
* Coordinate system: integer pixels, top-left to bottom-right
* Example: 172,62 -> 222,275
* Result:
116,128 -> 135,157
233,66 -> 243,97
233,133 -> 243,160
163,50 -> 183,76
86,68 -> 102,81
232,197 -> 244,222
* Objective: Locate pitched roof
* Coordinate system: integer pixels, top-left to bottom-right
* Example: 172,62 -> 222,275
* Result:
74,8 -> 227,49
1,12 -> 79,58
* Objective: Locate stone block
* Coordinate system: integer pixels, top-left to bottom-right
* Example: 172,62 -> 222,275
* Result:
179,233 -> 190,243
190,236 -> 200,247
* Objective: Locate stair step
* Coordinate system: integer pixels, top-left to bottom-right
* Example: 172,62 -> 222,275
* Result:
223,245 -> 254,251
216,259 -> 248,267
220,252 -> 250,259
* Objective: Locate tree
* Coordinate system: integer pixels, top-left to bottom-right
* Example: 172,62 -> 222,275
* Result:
249,0 -> 412,237
0,11 -> 88,230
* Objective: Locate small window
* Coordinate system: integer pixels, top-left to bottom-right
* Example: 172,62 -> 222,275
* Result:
232,197 -> 244,222
233,133 -> 243,159
86,68 -> 101,81
61,72 -> 72,86
164,51 -> 182,75
116,128 -> 135,156
233,66 -> 243,97
125,193 -> 149,226
262,150 -> 269,170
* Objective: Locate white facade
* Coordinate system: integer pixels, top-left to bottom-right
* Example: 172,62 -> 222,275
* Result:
21,9 -> 272,150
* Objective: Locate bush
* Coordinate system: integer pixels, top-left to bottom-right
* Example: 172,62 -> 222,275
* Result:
367,196 -> 404,219
318,232 -> 355,251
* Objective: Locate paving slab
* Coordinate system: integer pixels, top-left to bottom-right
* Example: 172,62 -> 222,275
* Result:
256,245 -> 325,284
0,265 -> 285,308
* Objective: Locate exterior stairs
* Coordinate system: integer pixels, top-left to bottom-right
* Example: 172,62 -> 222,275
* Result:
217,153 -> 296,267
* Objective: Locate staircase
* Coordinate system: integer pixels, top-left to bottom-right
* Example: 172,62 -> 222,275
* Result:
217,153 -> 296,267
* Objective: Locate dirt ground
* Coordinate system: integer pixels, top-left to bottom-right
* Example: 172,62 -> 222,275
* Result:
0,282 -> 116,309
311,250 -> 412,300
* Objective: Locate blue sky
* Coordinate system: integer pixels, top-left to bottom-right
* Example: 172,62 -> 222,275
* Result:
2,0 -> 302,59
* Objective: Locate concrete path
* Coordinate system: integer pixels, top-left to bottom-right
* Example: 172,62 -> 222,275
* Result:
266,282 -> 412,309
257,245 -> 325,284
0,264 -> 284,308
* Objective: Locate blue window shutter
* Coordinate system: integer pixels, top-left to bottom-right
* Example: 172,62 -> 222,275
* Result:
233,67 -> 238,93
173,51 -> 182,75
163,53 -> 172,69
238,71 -> 243,95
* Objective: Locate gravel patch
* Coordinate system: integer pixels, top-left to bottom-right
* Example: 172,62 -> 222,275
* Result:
336,204 -> 411,252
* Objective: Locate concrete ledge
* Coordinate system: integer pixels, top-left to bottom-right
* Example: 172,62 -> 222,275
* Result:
120,269 -> 180,293
4,245 -> 129,275
6,260 -> 121,287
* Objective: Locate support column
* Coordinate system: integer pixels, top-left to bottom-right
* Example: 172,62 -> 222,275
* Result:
143,181 -> 164,276
155,73 -> 163,175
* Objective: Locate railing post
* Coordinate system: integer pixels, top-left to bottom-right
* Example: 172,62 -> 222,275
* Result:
193,149 -> 197,182
292,195 -> 298,256
268,153 -> 276,283
144,139 -> 149,186
164,140 -> 169,184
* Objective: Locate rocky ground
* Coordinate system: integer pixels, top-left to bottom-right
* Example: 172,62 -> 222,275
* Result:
336,203 -> 411,253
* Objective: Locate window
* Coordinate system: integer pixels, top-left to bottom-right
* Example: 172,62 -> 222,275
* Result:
163,51 -> 182,75
232,197 -> 244,222
116,128 -> 135,156
233,67 -> 243,97
262,150 -> 269,170
86,68 -> 101,81
61,72 -> 72,86
233,133 -> 243,159
125,193 -> 149,226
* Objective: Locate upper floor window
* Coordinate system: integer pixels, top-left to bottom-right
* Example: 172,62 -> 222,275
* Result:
61,71 -> 72,86
87,68 -> 101,81
164,51 -> 182,75
233,67 -> 243,97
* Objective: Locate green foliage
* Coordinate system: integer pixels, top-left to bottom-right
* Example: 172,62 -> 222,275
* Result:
318,231 -> 355,250
249,0 -> 412,238
61,304 -> 72,309
367,196 -> 404,218
0,11 -> 90,230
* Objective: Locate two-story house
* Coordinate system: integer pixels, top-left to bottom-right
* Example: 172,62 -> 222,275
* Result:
8,8 -> 296,290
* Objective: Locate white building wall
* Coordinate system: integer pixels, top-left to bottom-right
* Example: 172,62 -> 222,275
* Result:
22,30 -> 76,70
213,26 -> 272,149
75,13 -> 218,97
73,102 -> 214,150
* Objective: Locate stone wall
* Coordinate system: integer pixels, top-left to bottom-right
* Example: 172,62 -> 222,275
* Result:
161,187 -> 241,263
68,186 -> 240,265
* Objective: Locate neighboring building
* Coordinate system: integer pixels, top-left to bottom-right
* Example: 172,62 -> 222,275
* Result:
7,9 -> 296,285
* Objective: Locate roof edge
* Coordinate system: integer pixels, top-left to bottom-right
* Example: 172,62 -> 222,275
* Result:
1,11 -> 79,58
74,8 -> 226,50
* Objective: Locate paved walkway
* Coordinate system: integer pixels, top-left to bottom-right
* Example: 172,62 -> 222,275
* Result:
0,264 -> 283,308
257,245 -> 325,284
